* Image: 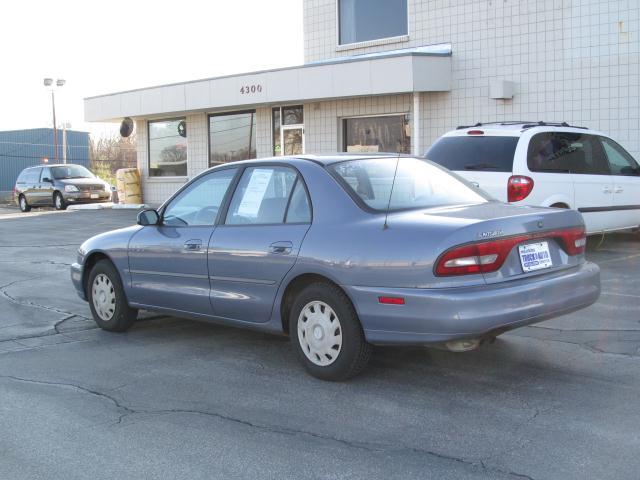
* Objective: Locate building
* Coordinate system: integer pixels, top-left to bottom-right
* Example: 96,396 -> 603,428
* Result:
84,0 -> 640,205
0,128 -> 90,200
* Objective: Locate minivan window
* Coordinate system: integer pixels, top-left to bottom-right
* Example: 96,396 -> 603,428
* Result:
426,136 -> 519,172
600,137 -> 640,176
528,132 -> 609,175
330,157 -> 491,212
22,168 -> 41,183
51,165 -> 94,179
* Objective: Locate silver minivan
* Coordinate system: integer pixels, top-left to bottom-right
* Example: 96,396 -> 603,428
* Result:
14,164 -> 111,212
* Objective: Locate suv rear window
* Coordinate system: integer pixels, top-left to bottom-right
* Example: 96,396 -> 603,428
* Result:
426,136 -> 518,172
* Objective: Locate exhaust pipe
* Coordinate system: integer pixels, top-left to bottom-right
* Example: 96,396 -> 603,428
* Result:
445,338 -> 481,352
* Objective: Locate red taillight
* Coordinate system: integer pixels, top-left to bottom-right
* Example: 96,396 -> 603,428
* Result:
379,296 -> 405,305
507,175 -> 534,202
467,130 -> 484,135
435,226 -> 587,276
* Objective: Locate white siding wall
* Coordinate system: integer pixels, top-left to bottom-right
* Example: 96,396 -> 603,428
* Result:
304,0 -> 640,158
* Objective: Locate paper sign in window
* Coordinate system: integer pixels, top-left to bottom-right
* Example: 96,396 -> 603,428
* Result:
237,169 -> 273,218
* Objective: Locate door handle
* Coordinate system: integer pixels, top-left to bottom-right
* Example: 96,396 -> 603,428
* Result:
603,187 -> 612,193
614,186 -> 623,193
183,240 -> 202,251
269,241 -> 293,255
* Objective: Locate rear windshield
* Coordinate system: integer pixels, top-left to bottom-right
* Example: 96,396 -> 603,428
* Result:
51,165 -> 94,179
329,157 -> 491,212
426,135 -> 519,172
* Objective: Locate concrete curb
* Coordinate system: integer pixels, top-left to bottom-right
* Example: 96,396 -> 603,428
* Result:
67,203 -> 148,211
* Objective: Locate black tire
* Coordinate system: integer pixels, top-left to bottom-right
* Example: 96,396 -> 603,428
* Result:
53,192 -> 67,210
87,259 -> 137,332
291,282 -> 372,381
18,195 -> 31,212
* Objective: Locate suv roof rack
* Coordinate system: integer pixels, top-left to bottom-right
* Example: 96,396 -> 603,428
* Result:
456,121 -> 588,130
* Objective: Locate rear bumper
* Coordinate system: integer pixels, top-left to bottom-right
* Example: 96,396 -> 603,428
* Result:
70,262 -> 86,300
345,262 -> 600,345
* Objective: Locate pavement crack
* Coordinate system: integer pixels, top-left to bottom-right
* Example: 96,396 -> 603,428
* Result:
0,277 -> 91,320
0,374 -> 533,478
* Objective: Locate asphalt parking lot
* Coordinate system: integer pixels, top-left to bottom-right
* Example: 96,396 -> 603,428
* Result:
1,206 -> 639,480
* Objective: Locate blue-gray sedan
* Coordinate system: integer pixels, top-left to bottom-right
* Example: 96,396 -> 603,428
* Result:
71,155 -> 600,380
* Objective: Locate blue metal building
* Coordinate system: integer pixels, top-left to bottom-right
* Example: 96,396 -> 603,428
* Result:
0,128 -> 90,198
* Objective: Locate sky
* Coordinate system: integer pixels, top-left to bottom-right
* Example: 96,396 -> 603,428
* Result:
0,0 -> 303,138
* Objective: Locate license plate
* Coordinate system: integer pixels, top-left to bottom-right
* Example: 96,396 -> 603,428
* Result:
90,193 -> 99,199
518,241 -> 553,272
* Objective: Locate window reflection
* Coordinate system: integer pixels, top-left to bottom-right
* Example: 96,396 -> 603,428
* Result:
148,118 -> 187,177
209,111 -> 256,166
343,115 -> 411,154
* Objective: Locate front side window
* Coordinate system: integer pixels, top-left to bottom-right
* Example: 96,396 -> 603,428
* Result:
330,157 -> 491,212
40,167 -> 52,181
148,118 -> 187,177
209,111 -> 256,166
225,166 -> 300,225
339,0 -> 408,45
162,168 -> 237,227
527,132 -> 609,175
600,137 -> 640,176
51,165 -> 94,179
343,115 -> 410,154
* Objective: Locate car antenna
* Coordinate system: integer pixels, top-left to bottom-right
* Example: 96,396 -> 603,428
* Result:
383,154 -> 401,230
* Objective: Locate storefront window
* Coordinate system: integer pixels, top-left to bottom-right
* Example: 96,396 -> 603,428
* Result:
273,106 -> 304,156
209,111 -> 256,166
343,115 -> 411,154
339,0 -> 408,45
148,118 -> 187,177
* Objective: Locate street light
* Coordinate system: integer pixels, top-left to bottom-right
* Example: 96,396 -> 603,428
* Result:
43,77 -> 65,162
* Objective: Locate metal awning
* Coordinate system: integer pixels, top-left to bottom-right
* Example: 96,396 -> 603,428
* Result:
84,44 -> 452,122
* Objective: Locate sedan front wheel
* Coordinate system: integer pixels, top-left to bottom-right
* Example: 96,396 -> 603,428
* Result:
291,282 -> 372,381
87,259 -> 137,332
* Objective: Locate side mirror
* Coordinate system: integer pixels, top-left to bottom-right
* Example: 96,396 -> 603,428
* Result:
137,209 -> 160,226
42,177 -> 53,183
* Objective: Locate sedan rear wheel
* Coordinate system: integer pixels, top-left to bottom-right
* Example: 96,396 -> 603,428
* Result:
291,282 -> 372,381
87,259 -> 137,332
18,195 -> 31,212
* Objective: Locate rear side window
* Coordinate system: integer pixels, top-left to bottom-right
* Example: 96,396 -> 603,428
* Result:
527,132 -> 609,174
19,168 -> 41,183
426,136 -> 518,172
225,166 -> 300,225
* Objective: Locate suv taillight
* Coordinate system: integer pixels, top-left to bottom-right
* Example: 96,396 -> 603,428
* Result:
507,175 -> 534,202
434,226 -> 587,276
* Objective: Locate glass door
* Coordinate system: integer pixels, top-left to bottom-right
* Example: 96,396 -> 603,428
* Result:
283,127 -> 304,155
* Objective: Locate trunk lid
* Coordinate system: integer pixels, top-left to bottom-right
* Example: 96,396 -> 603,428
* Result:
388,202 -> 585,285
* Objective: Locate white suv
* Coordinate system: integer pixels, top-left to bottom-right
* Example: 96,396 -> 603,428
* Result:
426,122 -> 640,234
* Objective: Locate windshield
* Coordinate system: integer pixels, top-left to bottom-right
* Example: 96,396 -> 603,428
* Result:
51,165 -> 95,179
426,135 -> 519,171
329,157 -> 491,212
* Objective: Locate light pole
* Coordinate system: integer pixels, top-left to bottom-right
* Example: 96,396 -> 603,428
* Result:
43,78 -> 65,162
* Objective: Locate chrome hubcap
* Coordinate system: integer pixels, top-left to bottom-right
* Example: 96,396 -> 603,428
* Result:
92,273 -> 116,321
20,198 -> 26,209
55,195 -> 61,208
297,301 -> 342,366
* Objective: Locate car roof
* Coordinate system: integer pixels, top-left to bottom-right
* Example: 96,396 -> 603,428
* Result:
218,153 -> 414,168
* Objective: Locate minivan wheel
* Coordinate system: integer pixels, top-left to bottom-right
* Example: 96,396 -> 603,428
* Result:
87,259 -> 137,332
53,192 -> 67,210
18,195 -> 31,212
291,282 -> 372,381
